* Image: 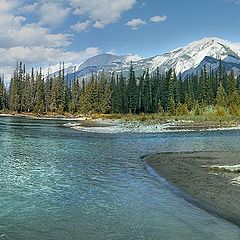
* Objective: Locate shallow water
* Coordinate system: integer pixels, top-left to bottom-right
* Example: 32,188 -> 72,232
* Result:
0,116 -> 240,240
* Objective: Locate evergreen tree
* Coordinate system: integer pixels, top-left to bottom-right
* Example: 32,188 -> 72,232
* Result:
166,69 -> 175,114
127,61 -> 138,113
21,73 -> 32,112
119,72 -> 127,113
216,83 -> 227,108
142,69 -> 152,113
9,62 -> 22,112
111,74 -> 122,113
34,69 -> 45,113
229,69 -> 237,94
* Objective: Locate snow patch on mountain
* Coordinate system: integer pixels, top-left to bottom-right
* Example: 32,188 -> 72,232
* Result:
149,37 -> 240,74
49,37 -> 240,81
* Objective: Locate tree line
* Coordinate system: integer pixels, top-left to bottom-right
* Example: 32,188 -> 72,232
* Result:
0,61 -> 240,116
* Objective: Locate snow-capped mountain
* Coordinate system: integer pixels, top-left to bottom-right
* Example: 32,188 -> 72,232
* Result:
61,37 -> 240,81
63,53 -> 143,80
148,37 -> 240,75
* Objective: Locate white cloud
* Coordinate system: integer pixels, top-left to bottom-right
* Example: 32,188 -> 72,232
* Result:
0,46 -> 102,79
0,13 -> 26,30
0,0 -> 139,81
150,15 -> 167,23
93,21 -> 105,29
0,2 -> 93,80
39,2 -> 71,26
126,18 -> 146,30
18,2 -> 39,13
69,0 -> 135,28
0,46 -> 101,66
71,20 -> 91,32
125,54 -> 143,62
0,15 -> 71,48
0,0 -> 18,13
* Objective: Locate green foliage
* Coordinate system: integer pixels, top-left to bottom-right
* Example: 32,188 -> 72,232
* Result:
228,90 -> 240,116
3,60 -> 240,119
127,61 -> 138,113
214,106 -> 228,117
192,101 -> 202,116
176,103 -> 189,116
216,83 -> 227,108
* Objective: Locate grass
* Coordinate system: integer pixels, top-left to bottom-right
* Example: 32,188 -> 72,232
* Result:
90,110 -> 240,124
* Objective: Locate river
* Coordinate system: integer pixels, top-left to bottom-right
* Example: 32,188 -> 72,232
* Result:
0,116 -> 239,240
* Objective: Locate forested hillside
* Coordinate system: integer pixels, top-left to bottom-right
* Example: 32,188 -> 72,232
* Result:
1,61 -> 240,117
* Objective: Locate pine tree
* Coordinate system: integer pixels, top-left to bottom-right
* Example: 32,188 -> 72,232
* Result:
21,73 -> 32,112
0,76 -> 4,110
127,61 -> 138,113
79,76 -> 97,114
142,69 -> 152,113
199,65 -> 211,106
9,62 -> 22,112
151,68 -> 161,113
34,69 -> 44,113
215,82 -> 227,116
216,83 -> 227,108
166,69 -> 175,114
229,69 -> 237,94
228,89 -> 240,115
69,77 -> 80,113
119,72 -> 127,113
111,74 -> 122,113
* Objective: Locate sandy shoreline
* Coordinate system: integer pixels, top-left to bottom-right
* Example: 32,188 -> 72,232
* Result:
144,152 -> 240,226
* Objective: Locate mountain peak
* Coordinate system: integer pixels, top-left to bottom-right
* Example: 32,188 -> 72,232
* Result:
150,37 -> 240,74
60,37 -> 240,81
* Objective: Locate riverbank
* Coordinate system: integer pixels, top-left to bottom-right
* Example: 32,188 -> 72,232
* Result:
144,152 -> 240,226
0,112 -> 91,121
2,112 -> 240,133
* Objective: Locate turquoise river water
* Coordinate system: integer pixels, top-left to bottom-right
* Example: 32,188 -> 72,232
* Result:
0,116 -> 240,240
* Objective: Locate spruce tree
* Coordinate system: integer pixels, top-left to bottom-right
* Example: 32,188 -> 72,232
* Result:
127,61 -> 138,114
142,69 -> 151,113
34,69 -> 45,113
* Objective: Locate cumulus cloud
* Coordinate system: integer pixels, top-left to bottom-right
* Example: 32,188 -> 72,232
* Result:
0,0 -> 139,80
18,2 -> 39,13
126,18 -> 146,30
0,0 -> 18,13
69,0 -> 135,28
0,16 -> 71,48
0,46 -> 102,79
0,1 -> 101,80
150,15 -> 167,23
39,1 -> 71,26
71,20 -> 91,32
0,46 -> 100,66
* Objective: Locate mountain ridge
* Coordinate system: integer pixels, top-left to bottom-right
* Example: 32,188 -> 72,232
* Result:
62,37 -> 240,80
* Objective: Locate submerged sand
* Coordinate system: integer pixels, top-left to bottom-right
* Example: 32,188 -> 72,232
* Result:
144,151 -> 240,226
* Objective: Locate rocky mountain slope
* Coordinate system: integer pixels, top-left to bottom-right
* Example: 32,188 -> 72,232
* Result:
62,37 -> 240,80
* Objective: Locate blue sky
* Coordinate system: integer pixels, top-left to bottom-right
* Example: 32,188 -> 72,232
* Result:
0,0 -> 240,77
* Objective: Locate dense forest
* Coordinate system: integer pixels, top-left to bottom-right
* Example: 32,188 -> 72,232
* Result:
0,61 -> 240,116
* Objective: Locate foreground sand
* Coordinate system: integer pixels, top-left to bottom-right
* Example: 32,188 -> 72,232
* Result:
144,152 -> 240,226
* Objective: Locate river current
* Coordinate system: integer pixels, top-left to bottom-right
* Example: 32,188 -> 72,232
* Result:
0,116 -> 239,240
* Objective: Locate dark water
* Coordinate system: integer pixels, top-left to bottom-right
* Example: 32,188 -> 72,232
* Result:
0,116 -> 239,240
